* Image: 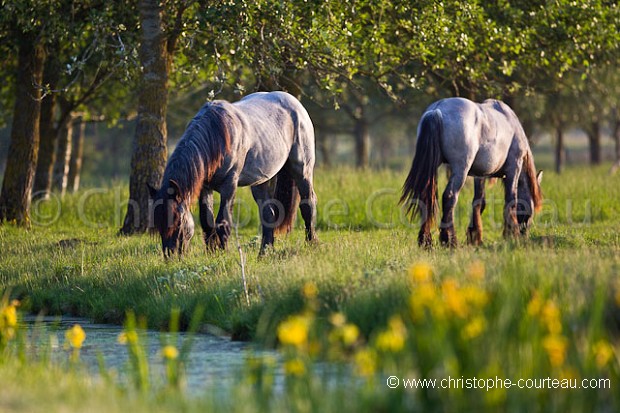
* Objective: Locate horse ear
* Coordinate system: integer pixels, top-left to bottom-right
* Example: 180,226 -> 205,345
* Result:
168,179 -> 182,202
536,170 -> 543,185
147,183 -> 158,199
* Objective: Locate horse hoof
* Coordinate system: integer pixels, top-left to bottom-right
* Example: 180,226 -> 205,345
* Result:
466,229 -> 483,246
216,221 -> 231,249
440,228 -> 457,248
306,233 -> 319,245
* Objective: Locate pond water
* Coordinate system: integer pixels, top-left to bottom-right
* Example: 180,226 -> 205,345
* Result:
22,316 -> 278,395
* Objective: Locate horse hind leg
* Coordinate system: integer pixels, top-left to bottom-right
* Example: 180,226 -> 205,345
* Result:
294,175 -> 318,244
467,178 -> 486,246
440,171 -> 467,247
418,220 -> 433,249
251,182 -> 277,255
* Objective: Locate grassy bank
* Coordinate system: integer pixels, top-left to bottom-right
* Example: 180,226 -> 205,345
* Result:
1,166 -> 619,411
1,166 -> 618,338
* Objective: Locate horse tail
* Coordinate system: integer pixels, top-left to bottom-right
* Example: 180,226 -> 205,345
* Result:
274,168 -> 300,235
524,150 -> 543,212
400,109 -> 443,225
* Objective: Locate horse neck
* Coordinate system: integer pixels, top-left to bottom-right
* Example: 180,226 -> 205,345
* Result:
163,145 -> 205,203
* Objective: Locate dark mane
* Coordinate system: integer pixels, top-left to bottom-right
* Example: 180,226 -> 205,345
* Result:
162,102 -> 233,201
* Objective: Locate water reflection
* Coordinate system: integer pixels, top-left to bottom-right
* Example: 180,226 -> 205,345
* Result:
23,316 -> 271,394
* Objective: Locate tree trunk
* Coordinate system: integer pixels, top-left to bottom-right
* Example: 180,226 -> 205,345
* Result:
354,113 -> 370,169
32,56 -> 61,200
120,0 -> 171,234
317,133 -> 331,167
609,109 -> 620,174
587,121 -> 601,165
52,116 -> 73,196
554,122 -> 565,174
68,116 -> 85,192
615,117 -> 620,164
0,37 -> 45,225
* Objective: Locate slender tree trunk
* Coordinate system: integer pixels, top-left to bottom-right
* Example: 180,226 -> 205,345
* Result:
52,116 -> 73,196
32,56 -> 61,199
68,116 -> 85,192
354,111 -> 370,169
554,122 -> 565,174
33,97 -> 58,200
0,36 -> 45,225
317,133 -> 331,167
120,0 -> 171,234
587,121 -> 601,165
615,117 -> 620,163
609,109 -> 620,174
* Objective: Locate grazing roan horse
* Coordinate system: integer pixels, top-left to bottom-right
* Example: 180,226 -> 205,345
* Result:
148,91 -> 318,257
400,97 -> 542,247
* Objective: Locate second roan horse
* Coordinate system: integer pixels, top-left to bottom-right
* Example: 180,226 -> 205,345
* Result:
400,97 -> 542,247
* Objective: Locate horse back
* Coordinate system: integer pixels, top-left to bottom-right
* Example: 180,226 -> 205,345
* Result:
430,98 -> 521,176
230,92 -> 315,186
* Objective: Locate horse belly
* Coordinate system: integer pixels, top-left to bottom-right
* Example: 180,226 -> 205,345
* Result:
469,148 -> 507,176
238,164 -> 280,187
237,146 -> 288,187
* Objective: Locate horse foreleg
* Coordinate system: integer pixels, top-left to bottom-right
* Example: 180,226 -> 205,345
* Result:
440,172 -> 467,247
251,183 -> 277,255
296,177 -> 318,244
199,188 -> 219,252
215,181 -> 237,249
502,162 -> 522,239
467,178 -> 486,246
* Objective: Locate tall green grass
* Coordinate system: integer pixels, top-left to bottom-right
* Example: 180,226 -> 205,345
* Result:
1,165 -> 619,412
1,166 -> 619,335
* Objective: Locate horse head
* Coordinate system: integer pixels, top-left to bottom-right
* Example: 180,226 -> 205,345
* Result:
148,179 -> 195,258
516,170 -> 543,235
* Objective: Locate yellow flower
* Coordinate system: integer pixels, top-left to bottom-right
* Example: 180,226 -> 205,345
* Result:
526,292 -> 542,317
162,345 -> 179,360
542,334 -> 567,368
354,348 -> 377,377
442,278 -> 469,318
284,358 -> 306,376
0,299 -> 18,341
467,261 -> 485,281
541,300 -> 562,334
461,285 -> 488,308
341,324 -> 360,346
592,340 -> 614,368
462,316 -> 486,340
409,262 -> 432,284
277,314 -> 310,348
329,313 -> 360,347
329,312 -> 347,327
1,303 -> 17,328
117,330 -> 139,345
65,324 -> 86,349
376,316 -> 407,353
410,283 -> 438,320
302,282 -> 318,300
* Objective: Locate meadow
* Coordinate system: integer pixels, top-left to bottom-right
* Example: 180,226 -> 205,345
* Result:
1,165 -> 619,412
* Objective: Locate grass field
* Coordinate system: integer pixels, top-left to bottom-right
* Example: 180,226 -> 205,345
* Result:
1,165 -> 619,412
